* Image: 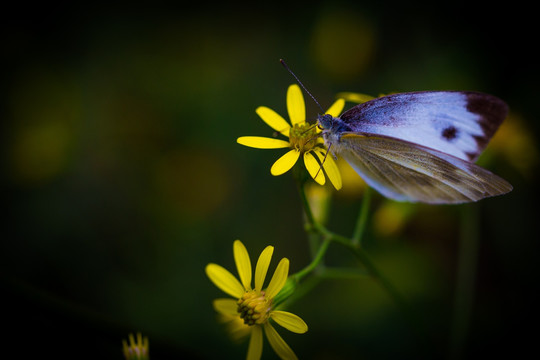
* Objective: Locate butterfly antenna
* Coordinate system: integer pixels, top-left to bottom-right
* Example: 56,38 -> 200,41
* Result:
280,59 -> 325,114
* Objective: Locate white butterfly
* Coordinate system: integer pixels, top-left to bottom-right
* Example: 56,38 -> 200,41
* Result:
318,91 -> 512,204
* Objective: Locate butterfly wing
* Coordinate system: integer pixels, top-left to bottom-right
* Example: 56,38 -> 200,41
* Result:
335,133 -> 512,204
339,91 -> 508,162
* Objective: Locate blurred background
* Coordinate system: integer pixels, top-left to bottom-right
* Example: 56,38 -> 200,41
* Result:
2,1 -> 538,359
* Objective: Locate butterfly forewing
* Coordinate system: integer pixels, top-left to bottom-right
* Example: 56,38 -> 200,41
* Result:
337,133 -> 512,204
339,91 -> 508,162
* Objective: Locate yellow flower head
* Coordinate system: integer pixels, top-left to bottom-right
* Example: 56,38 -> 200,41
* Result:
237,84 -> 344,190
206,240 -> 308,360
122,333 -> 149,360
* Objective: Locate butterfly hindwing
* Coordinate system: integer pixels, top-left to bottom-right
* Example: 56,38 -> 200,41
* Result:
336,133 -> 512,204
339,91 -> 508,162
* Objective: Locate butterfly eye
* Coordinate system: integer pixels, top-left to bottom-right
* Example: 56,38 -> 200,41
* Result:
318,114 -> 334,130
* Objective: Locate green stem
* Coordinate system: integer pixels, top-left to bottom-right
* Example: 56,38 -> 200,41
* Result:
293,172 -> 407,324
352,187 -> 371,247
278,266 -> 369,310
275,275 -> 322,311
296,176 -> 316,228
292,238 -> 331,283
296,180 -> 404,311
326,231 -> 407,310
449,204 -> 480,360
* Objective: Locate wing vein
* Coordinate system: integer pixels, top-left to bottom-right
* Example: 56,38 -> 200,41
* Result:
336,134 -> 511,203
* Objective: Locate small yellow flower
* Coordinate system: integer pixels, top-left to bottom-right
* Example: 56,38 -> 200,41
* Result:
237,84 -> 344,189
206,240 -> 308,360
122,333 -> 149,360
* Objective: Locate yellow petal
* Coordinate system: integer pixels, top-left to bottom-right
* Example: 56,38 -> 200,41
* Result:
237,136 -> 290,149
304,152 -> 325,185
270,149 -> 300,176
270,311 -> 308,334
247,325 -> 263,360
322,153 -> 342,190
255,106 -> 291,137
205,263 -> 245,298
287,84 -> 305,126
325,98 -> 345,117
315,149 -> 342,190
263,323 -> 298,360
335,92 -> 375,104
254,246 -> 274,292
234,240 -> 252,290
213,298 -> 239,316
265,258 -> 289,299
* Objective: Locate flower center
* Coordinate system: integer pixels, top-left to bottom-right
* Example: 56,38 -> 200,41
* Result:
289,123 -> 319,153
237,290 -> 272,326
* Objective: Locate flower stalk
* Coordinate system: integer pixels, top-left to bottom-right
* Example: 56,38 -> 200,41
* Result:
352,187 -> 371,247
290,173 -> 408,314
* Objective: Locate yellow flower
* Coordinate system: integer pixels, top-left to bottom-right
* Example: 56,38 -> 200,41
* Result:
206,240 -> 308,360
122,333 -> 149,360
237,84 -> 344,190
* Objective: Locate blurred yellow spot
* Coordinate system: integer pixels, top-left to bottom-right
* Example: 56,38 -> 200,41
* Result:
488,113 -> 539,178
336,92 -> 375,104
305,182 -> 332,224
311,10 -> 376,80
9,122 -> 72,184
7,70 -> 80,185
373,201 -> 415,237
154,149 -> 231,219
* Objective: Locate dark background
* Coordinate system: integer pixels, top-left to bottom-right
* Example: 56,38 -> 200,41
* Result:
3,2 -> 538,359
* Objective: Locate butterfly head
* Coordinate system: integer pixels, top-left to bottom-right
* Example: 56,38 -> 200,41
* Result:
317,114 -> 335,130
317,113 -> 345,149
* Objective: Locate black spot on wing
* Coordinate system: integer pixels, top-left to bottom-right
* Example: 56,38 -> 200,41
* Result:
442,126 -> 458,141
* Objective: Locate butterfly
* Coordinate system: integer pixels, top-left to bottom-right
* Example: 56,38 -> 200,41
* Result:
317,91 -> 513,204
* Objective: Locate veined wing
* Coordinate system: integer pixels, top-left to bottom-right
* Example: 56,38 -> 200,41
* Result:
336,133 -> 512,204
339,91 -> 508,162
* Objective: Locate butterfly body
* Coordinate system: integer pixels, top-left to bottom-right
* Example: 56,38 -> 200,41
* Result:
318,91 -> 512,204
